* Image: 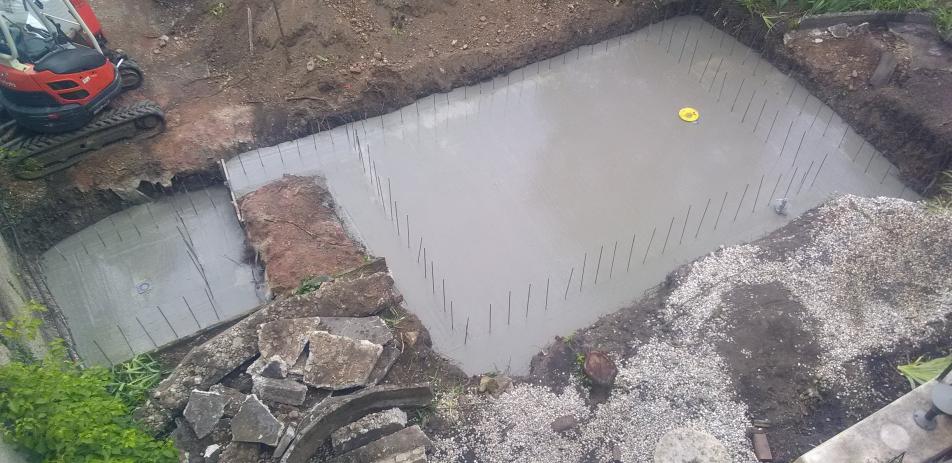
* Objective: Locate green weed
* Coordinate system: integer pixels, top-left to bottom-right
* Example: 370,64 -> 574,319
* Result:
209,2 -> 226,17
295,275 -> 329,295
897,354 -> 952,389
108,354 -> 165,408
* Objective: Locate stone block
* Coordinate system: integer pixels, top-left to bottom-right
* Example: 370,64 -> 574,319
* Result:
304,331 -> 383,390
231,395 -> 285,446
332,408 -> 408,454
328,425 -> 432,463
321,316 -> 394,345
248,318 -> 321,376
183,390 -> 229,439
253,376 -> 309,406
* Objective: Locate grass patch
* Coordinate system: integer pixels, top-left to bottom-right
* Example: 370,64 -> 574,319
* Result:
108,354 -> 166,408
897,353 -> 952,389
295,275 -> 330,295
925,171 -> 952,213
740,0 -> 952,35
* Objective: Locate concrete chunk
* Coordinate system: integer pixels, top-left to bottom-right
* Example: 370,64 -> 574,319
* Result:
328,425 -> 432,463
332,408 -> 408,454
259,356 -> 290,379
253,376 -> 309,406
304,331 -> 383,390
280,384 -> 434,463
870,52 -> 898,88
321,316 -> 394,345
209,384 -> 247,417
231,395 -> 285,446
248,317 -> 321,376
183,390 -> 229,439
366,345 -> 401,386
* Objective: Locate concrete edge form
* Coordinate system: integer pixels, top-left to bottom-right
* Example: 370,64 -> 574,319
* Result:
794,380 -> 952,462
278,384 -> 434,463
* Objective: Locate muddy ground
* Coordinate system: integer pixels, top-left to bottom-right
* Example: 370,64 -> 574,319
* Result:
515,196 -> 952,462
1,0 -> 950,255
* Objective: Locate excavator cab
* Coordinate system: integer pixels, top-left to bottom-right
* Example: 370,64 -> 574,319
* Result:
0,0 -> 121,133
0,0 -> 163,179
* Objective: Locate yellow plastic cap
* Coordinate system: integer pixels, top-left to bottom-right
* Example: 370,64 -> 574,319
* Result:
678,107 -> 699,122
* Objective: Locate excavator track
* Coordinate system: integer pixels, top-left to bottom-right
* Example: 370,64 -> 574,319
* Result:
7,100 -> 165,180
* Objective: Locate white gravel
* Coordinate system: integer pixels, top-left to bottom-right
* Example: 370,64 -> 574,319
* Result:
665,195 -> 952,399
433,340 -> 757,462
432,195 -> 952,461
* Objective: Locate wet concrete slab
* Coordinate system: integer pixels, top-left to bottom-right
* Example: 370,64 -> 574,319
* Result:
224,16 -> 917,374
40,186 -> 266,365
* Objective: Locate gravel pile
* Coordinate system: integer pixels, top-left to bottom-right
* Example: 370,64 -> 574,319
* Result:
433,341 -> 757,462
665,195 -> 952,398
432,195 -> 952,461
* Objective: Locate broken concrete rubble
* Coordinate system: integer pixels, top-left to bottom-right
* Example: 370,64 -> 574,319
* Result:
258,356 -> 290,379
183,390 -> 230,439
209,384 -> 246,417
321,316 -> 394,345
146,261 -> 399,418
332,408 -> 408,454
279,384 -> 434,463
231,395 -> 285,446
303,331 -> 383,390
252,376 -> 309,406
248,317 -> 321,376
328,425 -> 432,463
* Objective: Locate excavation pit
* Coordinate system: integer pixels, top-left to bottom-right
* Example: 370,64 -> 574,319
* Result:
223,16 -> 915,374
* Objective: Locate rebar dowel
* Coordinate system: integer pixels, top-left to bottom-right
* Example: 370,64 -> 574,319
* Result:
642,227 -> 657,265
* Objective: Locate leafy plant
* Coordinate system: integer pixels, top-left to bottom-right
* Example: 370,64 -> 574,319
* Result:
0,345 -> 176,462
897,354 -> 952,389
0,300 -> 46,364
295,275 -> 329,295
209,2 -> 226,17
108,354 -> 165,408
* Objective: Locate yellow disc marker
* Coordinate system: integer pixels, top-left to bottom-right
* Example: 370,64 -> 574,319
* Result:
678,107 -> 700,123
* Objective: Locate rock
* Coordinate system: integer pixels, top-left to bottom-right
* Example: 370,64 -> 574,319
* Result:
477,375 -> 513,396
366,345 -> 401,385
328,425 -> 432,463
149,261 -> 399,418
204,444 -> 221,458
251,317 -> 321,374
272,425 -> 296,459
231,395 -> 285,446
320,316 -> 393,345
451,39 -> 458,46
259,356 -> 290,379
303,331 -> 383,390
349,63 -> 362,74
183,390 -> 230,439
373,51 -> 383,59
209,384 -> 247,417
427,50 -> 435,58
828,23 -> 849,39
583,351 -> 618,387
218,441 -> 261,463
653,428 -> 730,463
279,384 -> 434,463
462,44 -> 469,50
850,22 -> 870,35
306,58 -> 316,72
550,414 -> 578,433
479,15 -> 487,21
869,51 -> 898,88
253,376 -> 309,406
332,408 -> 408,454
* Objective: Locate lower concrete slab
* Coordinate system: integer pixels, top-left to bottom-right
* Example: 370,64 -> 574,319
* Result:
39,186 -> 267,365
224,16 -> 917,374
795,380 -> 952,462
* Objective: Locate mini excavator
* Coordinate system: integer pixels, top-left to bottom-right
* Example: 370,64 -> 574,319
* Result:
0,0 -> 164,179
